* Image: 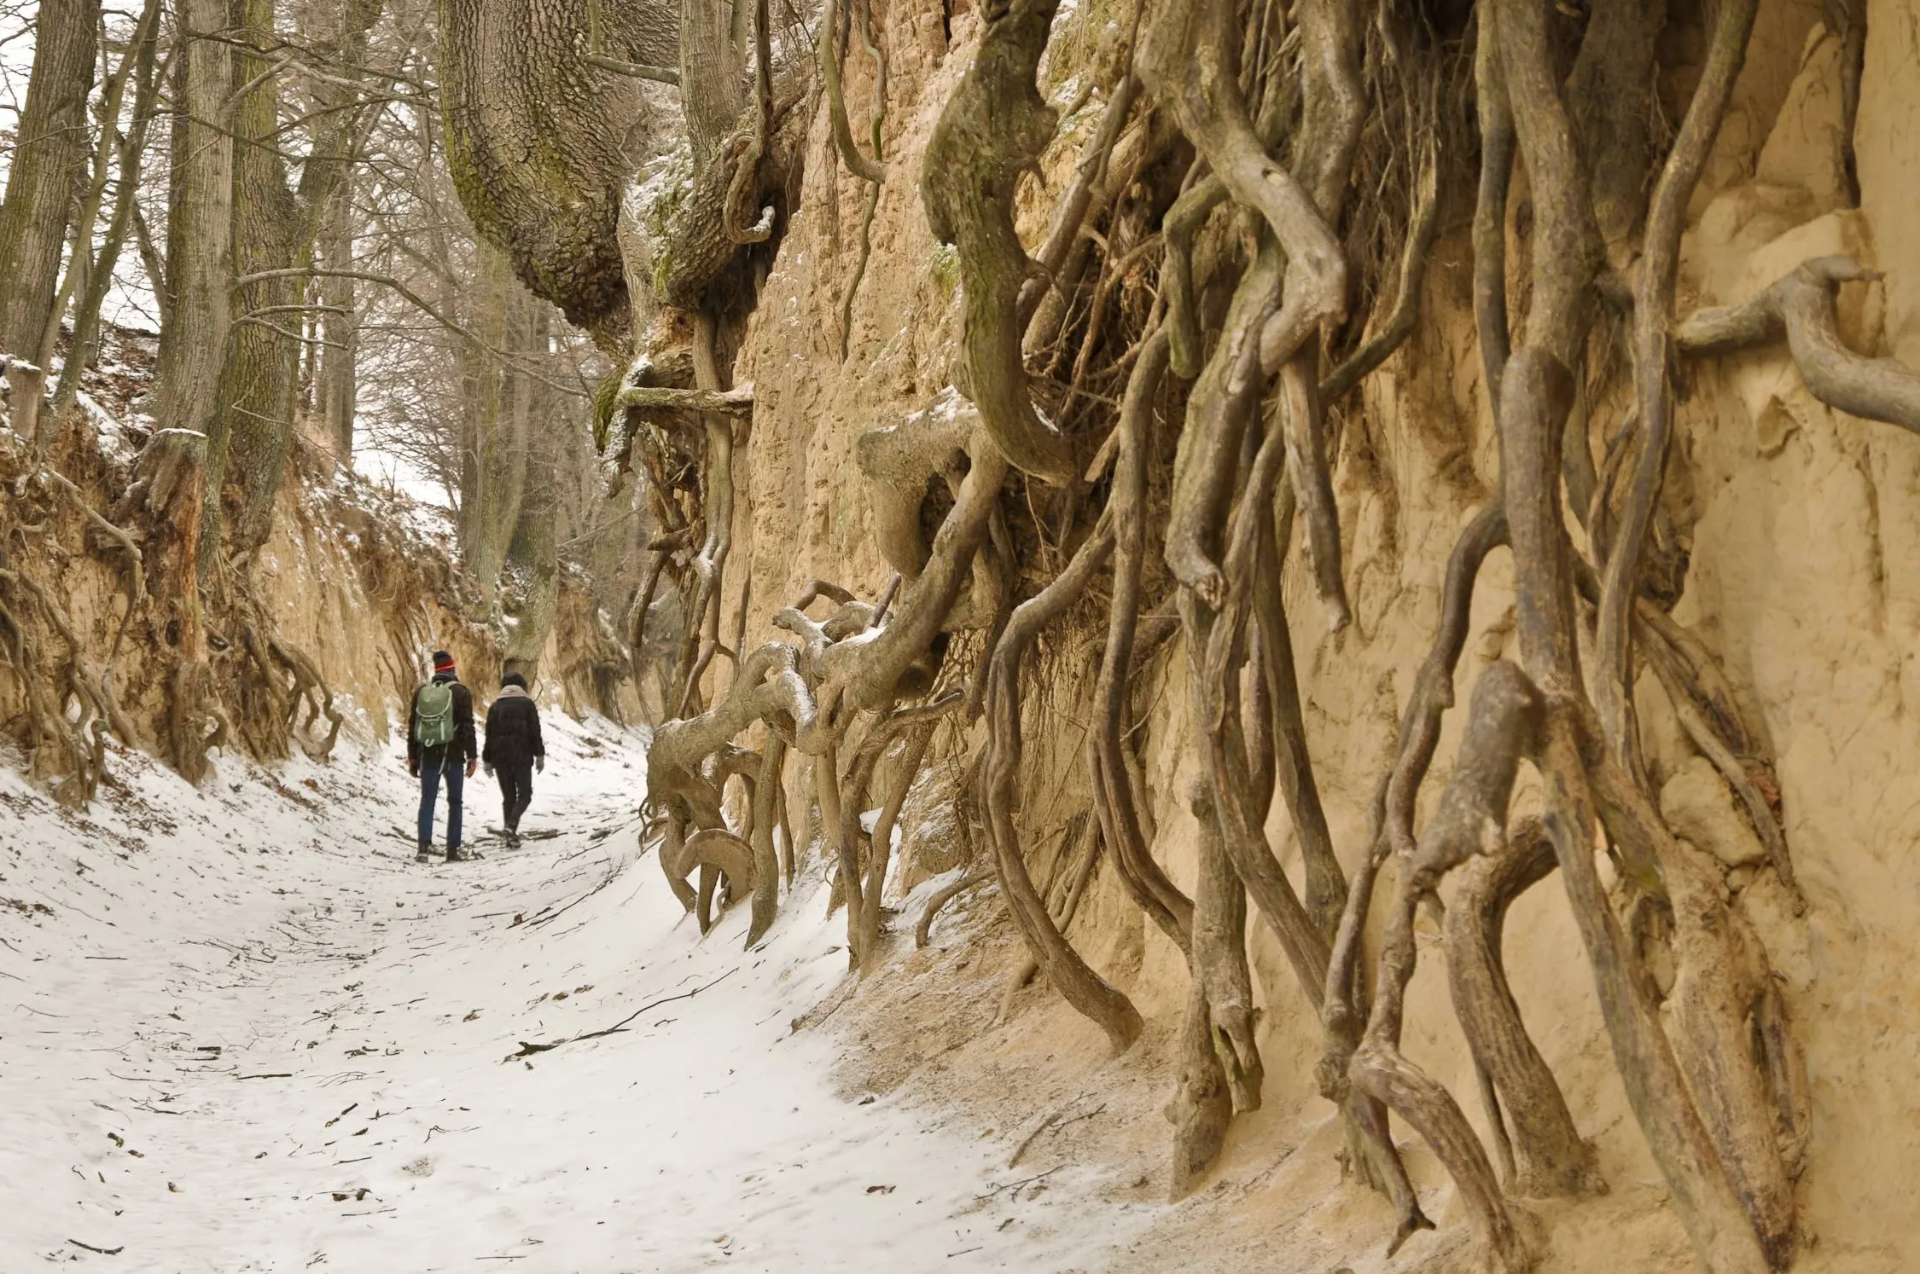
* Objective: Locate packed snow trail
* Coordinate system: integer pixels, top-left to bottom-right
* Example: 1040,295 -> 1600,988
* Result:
1,718 -> 1137,1271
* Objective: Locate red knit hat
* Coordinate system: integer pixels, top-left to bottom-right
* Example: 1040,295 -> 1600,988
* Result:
432,650 -> 456,673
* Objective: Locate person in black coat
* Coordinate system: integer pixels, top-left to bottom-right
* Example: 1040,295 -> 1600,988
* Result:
408,650 -> 478,862
482,670 -> 545,846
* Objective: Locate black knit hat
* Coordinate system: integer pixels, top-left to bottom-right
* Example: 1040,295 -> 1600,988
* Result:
431,650 -> 455,673
502,671 -> 527,689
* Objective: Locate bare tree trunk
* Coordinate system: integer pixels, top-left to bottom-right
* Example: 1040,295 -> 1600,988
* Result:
506,306 -> 560,673
153,0 -> 234,444
205,0 -> 305,564
0,0 -> 100,358
205,0 -> 384,562
318,178 -> 359,459
51,0 -> 163,422
679,0 -> 744,167
457,242 -> 531,598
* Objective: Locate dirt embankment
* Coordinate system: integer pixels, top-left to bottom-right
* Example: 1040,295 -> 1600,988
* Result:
717,2 -> 1920,1270
0,332 -> 633,793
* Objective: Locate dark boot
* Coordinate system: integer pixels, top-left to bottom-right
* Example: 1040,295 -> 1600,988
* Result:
415,846 -> 432,864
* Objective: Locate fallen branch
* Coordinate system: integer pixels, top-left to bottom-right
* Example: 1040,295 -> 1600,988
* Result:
504,967 -> 738,1060
1008,1101 -> 1106,1168
524,862 -> 624,929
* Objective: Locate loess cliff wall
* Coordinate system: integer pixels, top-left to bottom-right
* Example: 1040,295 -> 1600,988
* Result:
716,1 -> 1920,1269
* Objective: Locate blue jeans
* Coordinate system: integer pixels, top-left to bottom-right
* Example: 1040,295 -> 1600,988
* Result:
417,752 -> 465,852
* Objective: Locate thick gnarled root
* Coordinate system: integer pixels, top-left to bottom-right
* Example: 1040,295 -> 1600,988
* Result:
1445,820 -> 1606,1200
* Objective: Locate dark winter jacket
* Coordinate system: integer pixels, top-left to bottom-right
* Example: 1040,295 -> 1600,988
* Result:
482,684 -> 545,768
407,673 -> 477,769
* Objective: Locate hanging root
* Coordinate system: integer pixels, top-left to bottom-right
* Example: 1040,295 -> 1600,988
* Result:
0,568 -> 126,804
1022,72 -> 1143,356
1319,135 -> 1441,403
827,0 -> 888,362
1142,0 -> 1356,624
996,812 -> 1102,1021
1594,0 -> 1757,786
982,516 -> 1142,1052
1444,817 -> 1606,1199
1349,661 -> 1544,1274
1089,326 -> 1195,947
673,318 -> 738,717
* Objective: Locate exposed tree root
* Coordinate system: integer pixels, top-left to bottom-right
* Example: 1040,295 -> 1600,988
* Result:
1445,818 -> 1606,1200
916,868 -> 992,948
921,0 -> 1078,484
674,317 -> 738,717
0,568 -> 124,804
1022,73 -> 1142,354
1350,661 -> 1544,1274
1596,0 -> 1757,784
997,812 -> 1101,1021
597,6 -> 1830,1271
1501,340 -> 1776,1274
856,717 -> 935,967
1186,780 -> 1261,1115
1318,137 -> 1441,403
615,383 -> 756,417
1138,0 -> 1346,371
1676,255 -> 1920,433
1089,328 -> 1194,948
823,0 -> 888,362
746,735 -> 788,946
981,518 -> 1142,1052
1165,976 -> 1234,1202
1637,618 -> 1803,912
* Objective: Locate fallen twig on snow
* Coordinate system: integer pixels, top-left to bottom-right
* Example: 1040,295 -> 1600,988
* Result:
523,862 -> 624,929
975,1165 -> 1062,1202
1007,1101 -> 1107,1168
503,968 -> 738,1060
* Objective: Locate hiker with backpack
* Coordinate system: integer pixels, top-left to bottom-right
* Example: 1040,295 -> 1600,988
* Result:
408,650 -> 478,863
481,670 -> 545,848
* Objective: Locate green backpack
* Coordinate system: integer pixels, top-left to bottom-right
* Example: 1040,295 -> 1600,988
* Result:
414,680 -> 456,750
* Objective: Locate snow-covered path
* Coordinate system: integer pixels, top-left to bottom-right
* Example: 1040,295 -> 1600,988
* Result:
1,719 -> 1130,1272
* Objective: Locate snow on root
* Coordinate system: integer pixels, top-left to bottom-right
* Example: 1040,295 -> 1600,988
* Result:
0,718 -> 1141,1271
